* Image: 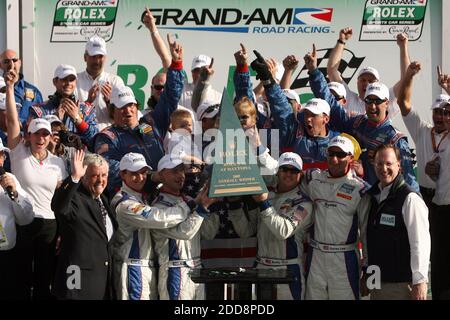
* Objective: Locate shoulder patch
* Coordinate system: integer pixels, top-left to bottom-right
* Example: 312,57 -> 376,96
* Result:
390,131 -> 406,145
24,88 -> 35,101
31,105 -> 43,118
100,128 -> 117,141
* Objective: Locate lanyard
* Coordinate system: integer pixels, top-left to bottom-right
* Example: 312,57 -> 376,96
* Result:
431,128 -> 448,153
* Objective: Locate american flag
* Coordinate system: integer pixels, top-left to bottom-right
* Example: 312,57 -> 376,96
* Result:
201,201 -> 257,268
290,48 -> 365,90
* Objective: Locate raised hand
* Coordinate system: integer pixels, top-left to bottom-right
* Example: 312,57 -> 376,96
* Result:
4,69 -> 17,87
61,98 -> 81,122
250,50 -> 272,82
199,58 -> 214,82
396,32 -> 408,47
437,66 -> 450,94
71,149 -> 87,181
303,43 -> 317,72
339,27 -> 353,41
266,58 -> 279,82
86,84 -> 99,103
283,55 -> 299,71
100,81 -> 112,103
406,61 -> 421,78
167,34 -> 183,61
142,6 -> 157,33
234,43 -> 248,66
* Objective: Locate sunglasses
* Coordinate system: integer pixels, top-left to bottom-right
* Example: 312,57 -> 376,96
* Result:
332,93 -> 345,101
364,97 -> 386,105
327,150 -> 350,159
279,166 -> 300,174
2,58 -> 19,64
152,84 -> 164,91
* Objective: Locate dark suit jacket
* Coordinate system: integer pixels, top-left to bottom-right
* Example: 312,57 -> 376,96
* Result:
51,176 -> 117,300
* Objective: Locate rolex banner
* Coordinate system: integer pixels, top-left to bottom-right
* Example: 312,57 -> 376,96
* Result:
208,89 -> 268,198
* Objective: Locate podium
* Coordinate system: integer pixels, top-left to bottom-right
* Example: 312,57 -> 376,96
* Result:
190,268 -> 295,300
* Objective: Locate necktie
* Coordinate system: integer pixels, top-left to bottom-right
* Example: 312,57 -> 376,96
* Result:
95,197 -> 108,226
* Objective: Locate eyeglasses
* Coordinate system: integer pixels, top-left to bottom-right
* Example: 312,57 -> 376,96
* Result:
327,151 -> 350,159
364,97 -> 386,105
279,166 -> 300,174
332,93 -> 345,101
152,84 -> 164,91
2,58 -> 19,64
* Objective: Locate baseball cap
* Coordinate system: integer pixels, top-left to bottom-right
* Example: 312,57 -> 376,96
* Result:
358,66 -> 380,81
328,82 -> 347,99
85,35 -> 107,56
119,152 -> 152,172
0,138 -> 10,153
157,154 -> 184,172
191,54 -> 212,71
44,115 -> 63,125
0,76 -> 5,89
431,94 -> 450,109
197,100 -> 220,120
111,86 -> 137,108
28,118 -> 52,134
54,64 -> 77,80
303,98 -> 330,116
282,89 -> 300,105
278,152 -> 303,171
340,133 -> 361,160
364,82 -> 389,100
328,136 -> 354,156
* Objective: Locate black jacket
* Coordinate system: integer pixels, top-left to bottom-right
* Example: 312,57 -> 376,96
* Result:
51,176 -> 118,300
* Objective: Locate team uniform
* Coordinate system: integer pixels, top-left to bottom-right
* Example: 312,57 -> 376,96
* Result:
95,64 -> 184,194
29,99 -> 98,148
13,74 -> 43,126
111,184 -> 194,300
229,186 -> 313,300
301,168 -> 370,300
308,68 -> 419,192
152,192 -> 218,300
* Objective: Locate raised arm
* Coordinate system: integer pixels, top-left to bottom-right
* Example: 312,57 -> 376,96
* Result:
280,55 -> 299,90
142,7 -> 171,70
397,61 -> 421,117
437,66 -> 450,95
191,58 -> 215,111
327,27 -> 353,83
4,70 -> 21,149
393,33 -> 411,98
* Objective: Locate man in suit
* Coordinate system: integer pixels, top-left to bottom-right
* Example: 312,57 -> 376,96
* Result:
51,150 -> 117,300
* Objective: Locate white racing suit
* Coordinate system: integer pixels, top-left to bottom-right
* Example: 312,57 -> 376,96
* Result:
152,192 -> 219,300
301,169 -> 370,300
228,186 -> 313,300
111,184 -> 190,300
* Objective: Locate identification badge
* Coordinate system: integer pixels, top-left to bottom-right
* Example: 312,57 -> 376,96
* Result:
380,213 -> 395,227
0,221 -> 9,248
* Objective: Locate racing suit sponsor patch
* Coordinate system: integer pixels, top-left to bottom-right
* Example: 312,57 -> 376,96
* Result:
336,192 -> 352,200
25,88 -> 35,101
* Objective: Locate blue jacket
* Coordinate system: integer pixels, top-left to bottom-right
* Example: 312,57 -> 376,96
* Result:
308,68 -> 419,192
234,69 -> 339,169
29,98 -> 98,149
14,74 -> 43,126
94,64 -> 184,196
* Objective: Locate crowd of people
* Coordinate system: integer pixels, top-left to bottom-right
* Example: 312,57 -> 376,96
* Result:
0,9 -> 449,301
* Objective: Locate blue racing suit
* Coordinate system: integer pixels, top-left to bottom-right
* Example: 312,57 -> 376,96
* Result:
234,68 -> 340,170
29,98 -> 98,149
308,68 -> 419,192
14,74 -> 43,126
94,62 -> 184,195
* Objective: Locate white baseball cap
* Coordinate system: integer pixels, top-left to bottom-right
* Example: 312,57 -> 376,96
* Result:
358,66 -> 380,81
28,118 -> 52,134
283,89 -> 300,105
44,114 -> 63,125
85,35 -> 107,56
0,76 -> 5,89
54,64 -> 77,80
328,136 -> 354,156
303,98 -> 330,116
157,154 -> 184,172
119,152 -> 152,172
278,152 -> 303,171
328,82 -> 347,99
431,94 -> 450,110
191,54 -> 212,71
111,86 -> 137,108
197,100 -> 220,120
0,138 -> 10,153
364,82 -> 389,100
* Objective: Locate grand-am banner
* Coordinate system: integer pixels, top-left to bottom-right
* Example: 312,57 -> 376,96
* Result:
29,0 -> 439,133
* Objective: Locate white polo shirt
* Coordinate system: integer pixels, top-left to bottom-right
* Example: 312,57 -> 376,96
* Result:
433,135 -> 450,206
76,70 -> 124,131
402,107 -> 449,189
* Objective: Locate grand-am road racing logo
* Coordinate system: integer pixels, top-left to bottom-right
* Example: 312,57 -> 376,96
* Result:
151,8 -> 334,34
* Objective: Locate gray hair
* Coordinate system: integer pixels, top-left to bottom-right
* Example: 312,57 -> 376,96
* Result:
83,152 -> 109,170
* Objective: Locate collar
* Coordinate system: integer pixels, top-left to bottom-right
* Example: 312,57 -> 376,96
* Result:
121,183 -> 145,200
84,70 -> 105,82
368,173 -> 405,197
